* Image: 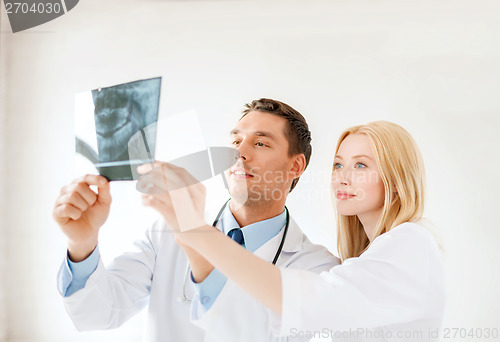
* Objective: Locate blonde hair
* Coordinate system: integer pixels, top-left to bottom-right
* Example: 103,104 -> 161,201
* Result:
334,121 -> 426,261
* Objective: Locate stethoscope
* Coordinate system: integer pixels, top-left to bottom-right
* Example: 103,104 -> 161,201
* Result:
178,199 -> 290,304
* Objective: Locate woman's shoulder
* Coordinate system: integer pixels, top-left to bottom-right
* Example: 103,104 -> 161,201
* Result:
383,221 -> 437,242
367,221 -> 442,259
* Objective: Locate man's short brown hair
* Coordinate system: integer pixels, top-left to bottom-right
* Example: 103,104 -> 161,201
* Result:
241,98 -> 312,192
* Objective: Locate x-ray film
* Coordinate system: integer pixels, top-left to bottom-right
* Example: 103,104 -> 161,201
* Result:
74,77 -> 161,181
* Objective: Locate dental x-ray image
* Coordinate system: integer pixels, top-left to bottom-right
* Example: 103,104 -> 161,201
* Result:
74,77 -> 162,181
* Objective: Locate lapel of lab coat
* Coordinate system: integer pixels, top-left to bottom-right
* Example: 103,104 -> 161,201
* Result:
252,216 -> 303,264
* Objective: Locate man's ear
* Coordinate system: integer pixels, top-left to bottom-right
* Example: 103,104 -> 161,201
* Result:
290,153 -> 306,179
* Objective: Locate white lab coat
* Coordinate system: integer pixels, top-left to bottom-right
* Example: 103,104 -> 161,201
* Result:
58,216 -> 340,342
269,222 -> 446,341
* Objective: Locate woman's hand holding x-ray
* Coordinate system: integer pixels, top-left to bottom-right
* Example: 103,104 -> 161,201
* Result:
137,162 -> 208,234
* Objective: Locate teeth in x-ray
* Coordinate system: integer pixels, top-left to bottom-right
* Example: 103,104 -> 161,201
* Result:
93,78 -> 160,166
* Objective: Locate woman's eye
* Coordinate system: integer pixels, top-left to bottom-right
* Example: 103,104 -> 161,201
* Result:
355,162 -> 367,168
334,162 -> 343,169
255,142 -> 266,147
232,140 -> 240,145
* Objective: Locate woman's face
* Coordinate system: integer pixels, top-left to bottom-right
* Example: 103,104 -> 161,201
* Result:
332,134 -> 385,219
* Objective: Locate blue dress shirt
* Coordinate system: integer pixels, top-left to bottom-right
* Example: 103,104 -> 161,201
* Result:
59,245 -> 100,297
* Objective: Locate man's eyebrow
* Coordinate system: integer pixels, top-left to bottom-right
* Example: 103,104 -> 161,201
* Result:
254,130 -> 277,140
334,154 -> 373,160
229,129 -> 278,141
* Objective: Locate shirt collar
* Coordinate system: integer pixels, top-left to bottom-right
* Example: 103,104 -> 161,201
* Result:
217,200 -> 287,253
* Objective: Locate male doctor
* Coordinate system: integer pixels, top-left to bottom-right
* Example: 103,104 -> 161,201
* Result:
53,98 -> 340,342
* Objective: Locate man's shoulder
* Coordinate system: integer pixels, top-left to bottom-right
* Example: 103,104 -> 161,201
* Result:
281,216 -> 341,271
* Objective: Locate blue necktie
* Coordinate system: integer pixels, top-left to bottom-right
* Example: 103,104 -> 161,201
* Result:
227,228 -> 245,246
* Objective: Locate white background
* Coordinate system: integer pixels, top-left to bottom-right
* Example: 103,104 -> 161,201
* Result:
1,0 -> 499,341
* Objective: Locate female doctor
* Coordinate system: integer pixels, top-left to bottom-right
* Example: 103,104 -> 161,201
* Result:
142,120 -> 446,341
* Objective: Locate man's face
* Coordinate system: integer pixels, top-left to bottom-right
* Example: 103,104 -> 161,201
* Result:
225,111 -> 297,207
